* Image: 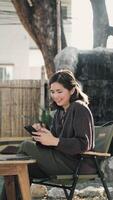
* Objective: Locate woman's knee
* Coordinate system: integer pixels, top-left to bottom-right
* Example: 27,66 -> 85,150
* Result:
18,140 -> 36,154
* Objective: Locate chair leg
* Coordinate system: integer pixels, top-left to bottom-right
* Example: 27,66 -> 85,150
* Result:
94,157 -> 112,200
68,176 -> 79,200
63,164 -> 82,199
63,188 -> 70,200
65,157 -> 83,200
63,188 -> 75,200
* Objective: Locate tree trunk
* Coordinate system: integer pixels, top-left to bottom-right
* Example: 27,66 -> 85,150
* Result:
11,0 -> 66,78
90,0 -> 113,48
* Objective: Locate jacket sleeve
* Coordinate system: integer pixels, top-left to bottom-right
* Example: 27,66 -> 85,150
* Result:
55,106 -> 94,156
50,111 -> 58,137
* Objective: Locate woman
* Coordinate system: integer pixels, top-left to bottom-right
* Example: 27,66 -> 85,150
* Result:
0,69 -> 95,199
18,69 -> 95,177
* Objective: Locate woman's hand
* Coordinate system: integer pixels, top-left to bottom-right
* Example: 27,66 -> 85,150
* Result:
32,123 -> 42,131
32,127 -> 59,146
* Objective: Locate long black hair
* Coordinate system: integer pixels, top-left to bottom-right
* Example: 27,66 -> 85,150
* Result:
49,69 -> 89,110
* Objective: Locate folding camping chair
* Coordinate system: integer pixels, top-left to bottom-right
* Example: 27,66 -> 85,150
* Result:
32,122 -> 113,200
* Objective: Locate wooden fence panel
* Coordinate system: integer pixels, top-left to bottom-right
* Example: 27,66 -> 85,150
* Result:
0,80 -> 40,138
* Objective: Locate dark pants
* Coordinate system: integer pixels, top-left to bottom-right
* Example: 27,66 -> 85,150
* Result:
18,140 -> 73,177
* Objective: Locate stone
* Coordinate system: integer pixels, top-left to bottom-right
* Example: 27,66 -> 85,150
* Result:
31,184 -> 48,198
77,186 -> 104,198
101,157 -> 113,181
54,46 -> 78,72
48,187 -> 66,198
76,48 -> 113,124
48,187 -> 79,199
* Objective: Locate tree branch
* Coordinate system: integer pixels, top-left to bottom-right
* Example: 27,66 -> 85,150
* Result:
90,0 -> 109,47
27,0 -> 33,7
11,0 -> 58,77
11,0 -> 35,42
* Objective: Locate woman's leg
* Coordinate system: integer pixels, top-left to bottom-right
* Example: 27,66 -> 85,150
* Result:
17,140 -> 73,176
17,141 -> 50,178
0,140 -> 74,200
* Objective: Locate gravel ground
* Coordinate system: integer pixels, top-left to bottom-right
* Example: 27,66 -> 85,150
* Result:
32,179 -> 113,200
0,177 -> 112,200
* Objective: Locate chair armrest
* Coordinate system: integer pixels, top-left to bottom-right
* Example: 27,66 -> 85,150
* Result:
81,151 -> 111,157
101,120 -> 113,127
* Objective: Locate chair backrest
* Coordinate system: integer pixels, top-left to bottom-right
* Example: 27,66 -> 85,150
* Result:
94,123 -> 113,153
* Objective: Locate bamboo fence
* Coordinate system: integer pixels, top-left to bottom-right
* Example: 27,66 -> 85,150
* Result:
0,80 -> 40,138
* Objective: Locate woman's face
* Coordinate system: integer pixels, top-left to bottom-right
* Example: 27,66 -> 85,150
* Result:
50,82 -> 73,111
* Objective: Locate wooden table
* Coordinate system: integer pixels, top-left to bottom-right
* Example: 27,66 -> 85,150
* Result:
0,156 -> 36,200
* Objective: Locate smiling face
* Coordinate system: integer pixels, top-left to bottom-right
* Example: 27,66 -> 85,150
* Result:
50,82 -> 74,111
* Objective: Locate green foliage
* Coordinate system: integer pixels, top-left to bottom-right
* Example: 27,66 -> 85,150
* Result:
41,109 -> 53,129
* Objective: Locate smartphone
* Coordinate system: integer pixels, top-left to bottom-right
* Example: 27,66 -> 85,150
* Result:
24,125 -> 38,136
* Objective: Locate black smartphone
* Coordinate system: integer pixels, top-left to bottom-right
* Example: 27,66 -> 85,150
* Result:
24,125 -> 37,136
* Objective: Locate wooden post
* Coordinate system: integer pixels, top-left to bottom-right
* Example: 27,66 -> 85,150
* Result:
39,66 -> 45,120
56,0 -> 61,53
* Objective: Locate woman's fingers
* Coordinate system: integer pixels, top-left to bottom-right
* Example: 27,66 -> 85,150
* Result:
32,123 -> 42,130
39,127 -> 50,134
